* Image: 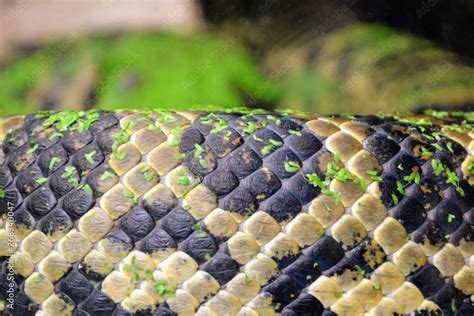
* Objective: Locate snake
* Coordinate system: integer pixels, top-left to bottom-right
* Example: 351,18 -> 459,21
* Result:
0,109 -> 472,315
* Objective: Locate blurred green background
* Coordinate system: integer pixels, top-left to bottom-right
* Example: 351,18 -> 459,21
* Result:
1,0 -> 473,116
0,33 -> 278,115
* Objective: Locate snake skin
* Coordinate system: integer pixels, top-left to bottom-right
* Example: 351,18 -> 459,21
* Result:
0,110 -> 472,316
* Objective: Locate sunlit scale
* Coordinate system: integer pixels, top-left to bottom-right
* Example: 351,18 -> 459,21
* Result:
0,109 -> 472,315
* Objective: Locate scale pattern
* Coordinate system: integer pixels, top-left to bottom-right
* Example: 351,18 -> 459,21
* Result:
0,110 -> 473,316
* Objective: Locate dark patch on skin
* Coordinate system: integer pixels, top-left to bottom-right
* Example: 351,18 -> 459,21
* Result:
348,239 -> 386,272
284,172 -> 320,204
205,127 -> 242,158
104,228 -> 134,251
77,290 -> 116,315
286,131 -> 322,160
26,187 -> 57,219
422,152 -> 456,190
184,144 -> 218,178
281,292 -> 324,316
0,188 -> 21,215
12,206 -> 36,231
71,144 -> 104,176
408,264 -> 444,297
220,187 -> 259,217
374,123 -> 410,143
0,165 -> 12,188
377,174 -> 404,209
49,165 -> 81,198
3,128 -> 28,155
62,188 -> 95,221
137,228 -> 176,256
15,165 -> 43,197
180,230 -> 218,264
412,219 -> 447,250
405,177 -> 443,211
96,126 -> 121,155
264,148 -> 301,179
58,270 -> 94,304
37,144 -> 69,176
283,255 -> 322,288
202,252 -> 240,285
304,236 -> 344,271
179,128 -> 205,153
89,111 -> 119,134
262,275 -> 300,311
160,207 -> 196,243
247,128 -> 283,158
363,133 -> 400,164
204,168 -> 239,197
38,208 -> 74,238
386,152 -> 420,183
391,197 -> 427,233
432,279 -> 467,315
449,222 -> 473,247
263,190 -> 301,222
224,144 -> 262,178
119,206 -> 155,243
266,117 -> 302,137
244,168 -> 281,201
432,199 -> 463,233
7,143 -> 37,175
142,188 -> 178,221
62,130 -> 94,154
85,164 -> 118,197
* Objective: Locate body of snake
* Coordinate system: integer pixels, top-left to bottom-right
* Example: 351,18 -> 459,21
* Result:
0,109 -> 472,315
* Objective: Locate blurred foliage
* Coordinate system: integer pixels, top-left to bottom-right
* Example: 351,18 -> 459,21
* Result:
277,69 -> 343,113
95,34 -> 278,110
0,32 -> 278,115
0,24 -> 473,116
277,24 -> 474,114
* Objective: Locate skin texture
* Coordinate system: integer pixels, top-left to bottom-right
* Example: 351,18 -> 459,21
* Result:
0,109 -> 472,315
